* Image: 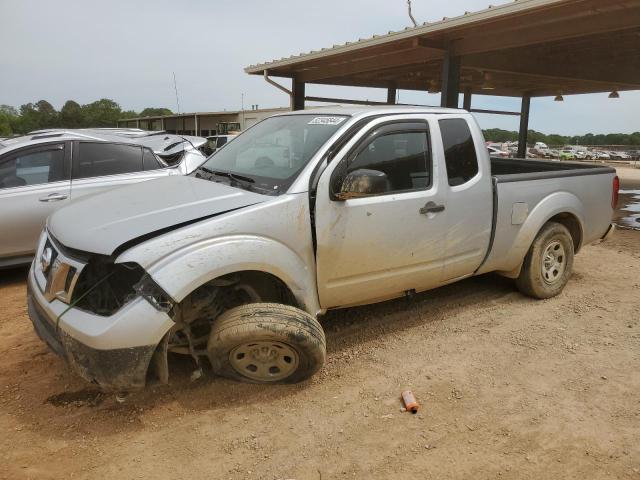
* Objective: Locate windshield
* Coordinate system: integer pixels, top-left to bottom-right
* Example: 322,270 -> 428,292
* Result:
195,114 -> 347,194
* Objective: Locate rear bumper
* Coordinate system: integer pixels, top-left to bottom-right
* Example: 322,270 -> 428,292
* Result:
27,267 -> 169,391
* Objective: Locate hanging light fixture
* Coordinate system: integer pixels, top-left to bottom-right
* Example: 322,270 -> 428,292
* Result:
609,90 -> 620,99
427,79 -> 440,93
554,93 -> 564,102
481,72 -> 495,90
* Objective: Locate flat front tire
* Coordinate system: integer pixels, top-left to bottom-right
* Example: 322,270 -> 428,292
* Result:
516,222 -> 574,299
207,303 -> 326,384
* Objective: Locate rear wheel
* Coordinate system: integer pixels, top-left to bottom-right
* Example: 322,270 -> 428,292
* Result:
516,222 -> 574,299
207,303 -> 326,383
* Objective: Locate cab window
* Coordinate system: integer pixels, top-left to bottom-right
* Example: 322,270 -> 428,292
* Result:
439,118 -> 479,186
343,125 -> 431,195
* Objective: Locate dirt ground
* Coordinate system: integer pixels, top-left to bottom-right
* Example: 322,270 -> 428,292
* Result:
1,167 -> 639,480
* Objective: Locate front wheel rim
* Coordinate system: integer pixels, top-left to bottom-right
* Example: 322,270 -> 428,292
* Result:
230,341 -> 300,381
541,240 -> 566,284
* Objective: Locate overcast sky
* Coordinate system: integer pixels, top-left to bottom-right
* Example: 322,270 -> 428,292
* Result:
1,0 -> 638,135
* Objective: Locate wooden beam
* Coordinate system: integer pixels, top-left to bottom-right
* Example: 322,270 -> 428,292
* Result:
412,37 -> 447,50
462,34 -> 640,88
518,95 -> 531,159
297,47 -> 443,83
463,88 -> 472,111
387,83 -> 397,105
291,79 -> 305,111
461,63 -> 640,91
452,5 -> 640,56
440,50 -> 460,108
305,96 -> 390,106
471,108 -> 520,117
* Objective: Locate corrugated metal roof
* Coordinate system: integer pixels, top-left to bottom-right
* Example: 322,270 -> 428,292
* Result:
245,0 -> 565,73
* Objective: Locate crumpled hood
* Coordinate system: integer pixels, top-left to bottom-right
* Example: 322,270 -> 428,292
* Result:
49,176 -> 267,256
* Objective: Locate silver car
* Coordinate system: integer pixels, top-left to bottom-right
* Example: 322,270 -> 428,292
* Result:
0,129 -> 206,268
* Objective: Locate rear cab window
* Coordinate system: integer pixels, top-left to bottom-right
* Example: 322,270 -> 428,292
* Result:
439,118 -> 479,187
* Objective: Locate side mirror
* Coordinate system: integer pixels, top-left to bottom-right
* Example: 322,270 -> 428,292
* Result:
335,168 -> 389,200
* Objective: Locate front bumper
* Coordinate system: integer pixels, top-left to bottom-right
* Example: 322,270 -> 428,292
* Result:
27,265 -> 173,391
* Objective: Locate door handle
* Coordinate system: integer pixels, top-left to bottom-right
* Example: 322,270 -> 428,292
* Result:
419,201 -> 445,215
39,193 -> 68,202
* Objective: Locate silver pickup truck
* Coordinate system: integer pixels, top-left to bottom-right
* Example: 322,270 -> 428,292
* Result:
26,107 -> 618,390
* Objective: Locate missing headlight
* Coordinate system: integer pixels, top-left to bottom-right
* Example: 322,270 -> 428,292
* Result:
72,261 -> 145,316
134,275 -> 174,314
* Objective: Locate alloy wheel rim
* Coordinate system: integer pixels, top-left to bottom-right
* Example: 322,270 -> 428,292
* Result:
230,341 -> 299,381
541,240 -> 566,284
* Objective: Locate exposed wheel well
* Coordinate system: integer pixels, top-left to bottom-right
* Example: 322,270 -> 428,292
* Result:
548,213 -> 582,252
147,270 -> 299,385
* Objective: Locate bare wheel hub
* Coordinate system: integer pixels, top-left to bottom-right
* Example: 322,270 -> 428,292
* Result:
230,341 -> 299,381
541,240 -> 566,284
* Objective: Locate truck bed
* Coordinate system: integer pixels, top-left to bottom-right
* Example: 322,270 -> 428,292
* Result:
476,157 -> 616,277
490,157 -> 614,182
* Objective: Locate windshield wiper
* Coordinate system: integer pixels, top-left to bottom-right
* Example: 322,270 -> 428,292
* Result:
196,167 -> 262,192
199,167 -> 254,184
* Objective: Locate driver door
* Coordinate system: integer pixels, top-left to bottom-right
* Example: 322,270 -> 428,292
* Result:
314,117 -> 448,309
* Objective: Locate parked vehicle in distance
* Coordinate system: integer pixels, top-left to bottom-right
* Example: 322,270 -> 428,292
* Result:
609,151 -> 630,160
203,134 -> 237,156
559,149 -> 576,160
27,107 -> 617,390
0,129 -> 206,267
487,145 -> 509,157
593,150 -> 611,160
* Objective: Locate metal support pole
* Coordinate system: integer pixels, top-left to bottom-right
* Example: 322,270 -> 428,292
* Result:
387,84 -> 397,105
194,115 -> 199,136
291,79 -> 306,111
518,94 -> 531,159
136,119 -> 140,128
440,49 -> 461,108
463,88 -> 472,111
161,117 -> 165,131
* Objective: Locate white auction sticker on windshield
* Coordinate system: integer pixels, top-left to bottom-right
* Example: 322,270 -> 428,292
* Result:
308,116 -> 346,126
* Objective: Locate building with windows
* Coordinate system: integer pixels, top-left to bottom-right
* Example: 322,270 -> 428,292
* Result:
117,107 -> 290,136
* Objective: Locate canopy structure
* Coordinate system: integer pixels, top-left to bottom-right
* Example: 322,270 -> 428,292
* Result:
245,0 -> 640,156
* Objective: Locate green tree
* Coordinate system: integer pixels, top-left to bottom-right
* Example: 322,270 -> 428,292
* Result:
482,128 -> 518,142
0,105 -> 18,135
81,98 -> 123,127
138,107 -> 172,117
34,100 -> 58,128
59,100 -> 84,128
120,110 -> 139,120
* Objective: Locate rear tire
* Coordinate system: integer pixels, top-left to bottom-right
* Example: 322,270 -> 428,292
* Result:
516,222 -> 574,299
207,303 -> 326,384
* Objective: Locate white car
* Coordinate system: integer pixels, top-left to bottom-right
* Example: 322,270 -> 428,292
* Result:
203,134 -> 238,156
594,151 -> 611,160
0,129 -> 206,267
26,107 -> 617,390
487,145 -> 509,157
